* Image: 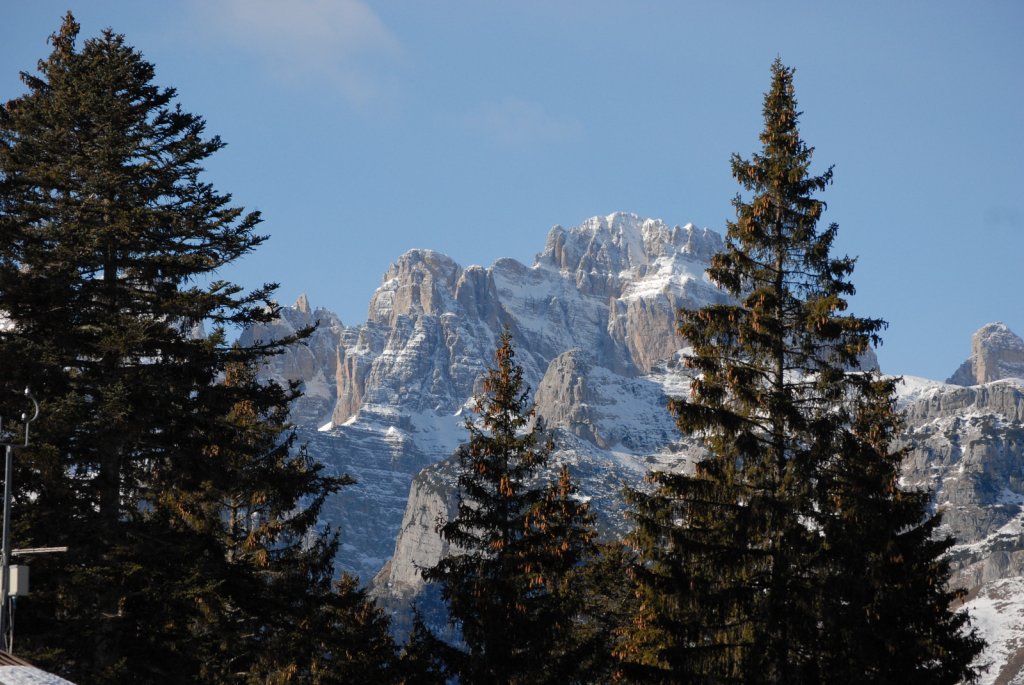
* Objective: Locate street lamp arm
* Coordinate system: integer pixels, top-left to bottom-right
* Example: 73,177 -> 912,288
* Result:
20,389 -> 38,448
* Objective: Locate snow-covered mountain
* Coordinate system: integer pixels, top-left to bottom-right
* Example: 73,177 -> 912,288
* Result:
249,212 -> 1024,682
246,212 -> 727,583
896,375 -> 1024,683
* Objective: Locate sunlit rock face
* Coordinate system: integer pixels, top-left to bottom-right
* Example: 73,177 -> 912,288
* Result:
947,322 -> 1024,386
253,213 -> 726,585
238,295 -> 348,427
896,376 -> 1024,683
898,379 -> 1024,582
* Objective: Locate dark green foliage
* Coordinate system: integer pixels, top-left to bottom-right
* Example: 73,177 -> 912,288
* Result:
528,464 -> 601,681
422,330 -> 596,685
399,609 -> 456,685
256,573 -> 398,685
815,375 -> 983,683
0,14 -> 397,683
570,540 -> 640,682
618,59 -> 984,684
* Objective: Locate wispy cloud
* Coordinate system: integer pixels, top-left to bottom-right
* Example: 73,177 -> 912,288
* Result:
190,0 -> 400,104
465,98 -> 583,147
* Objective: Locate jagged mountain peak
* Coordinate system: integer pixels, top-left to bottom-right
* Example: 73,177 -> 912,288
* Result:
378,249 -> 464,290
947,322 -> 1024,386
976,321 -> 1024,351
367,249 -> 464,327
253,212 -> 725,582
388,247 -> 460,270
537,211 -> 721,276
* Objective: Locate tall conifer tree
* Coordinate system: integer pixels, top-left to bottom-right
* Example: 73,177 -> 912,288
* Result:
423,330 -> 595,685
0,15 -> 396,682
618,60 -> 983,684
571,539 -> 640,682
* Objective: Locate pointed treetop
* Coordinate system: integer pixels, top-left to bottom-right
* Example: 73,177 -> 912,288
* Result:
46,12 -> 80,61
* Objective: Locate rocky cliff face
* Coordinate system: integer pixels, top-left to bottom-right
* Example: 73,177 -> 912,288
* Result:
264,213 -> 726,583
895,375 -> 1024,684
898,378 -> 1024,583
239,295 -> 349,427
370,343 -> 701,615
948,322 -> 1024,386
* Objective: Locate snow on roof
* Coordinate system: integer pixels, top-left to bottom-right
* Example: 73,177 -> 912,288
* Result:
0,653 -> 75,685
0,666 -> 75,685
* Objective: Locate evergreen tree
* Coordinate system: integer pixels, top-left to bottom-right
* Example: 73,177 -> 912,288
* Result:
422,330 -> 595,685
618,59 -> 984,683
527,464 -> 599,680
399,609 -> 455,685
190,356 -> 399,684
815,376 -> 982,683
0,14 -> 396,682
261,573 -> 398,685
571,539 -> 640,682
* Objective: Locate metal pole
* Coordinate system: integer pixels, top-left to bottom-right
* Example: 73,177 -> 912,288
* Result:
0,391 -> 39,654
0,438 -> 11,651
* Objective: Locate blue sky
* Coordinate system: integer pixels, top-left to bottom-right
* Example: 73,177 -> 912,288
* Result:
2,1 -> 1022,380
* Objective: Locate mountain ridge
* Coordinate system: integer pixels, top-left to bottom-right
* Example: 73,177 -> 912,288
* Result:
248,212 -> 1024,683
